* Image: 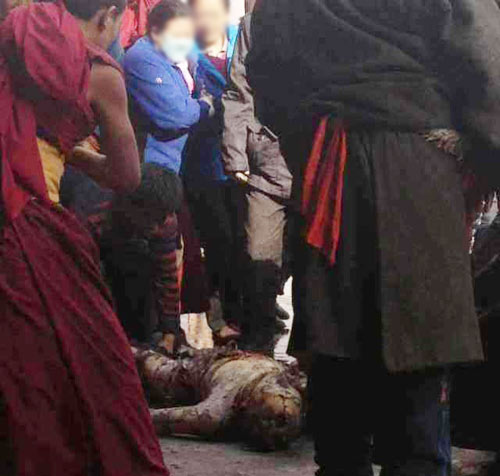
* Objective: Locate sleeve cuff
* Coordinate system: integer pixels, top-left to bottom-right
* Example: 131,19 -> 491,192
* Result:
158,315 -> 181,335
198,100 -> 212,120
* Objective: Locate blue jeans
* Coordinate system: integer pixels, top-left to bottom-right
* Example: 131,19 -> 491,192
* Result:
310,356 -> 451,476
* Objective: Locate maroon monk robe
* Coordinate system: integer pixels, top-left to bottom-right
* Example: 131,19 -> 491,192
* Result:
0,4 -> 168,475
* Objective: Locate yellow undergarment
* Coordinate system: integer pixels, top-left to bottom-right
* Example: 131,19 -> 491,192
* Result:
37,138 -> 65,204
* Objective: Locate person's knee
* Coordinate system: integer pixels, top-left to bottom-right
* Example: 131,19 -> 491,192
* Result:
246,229 -> 283,264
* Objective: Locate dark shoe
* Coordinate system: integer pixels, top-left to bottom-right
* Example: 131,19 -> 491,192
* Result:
240,334 -> 276,356
213,325 -> 241,347
274,318 -> 289,336
379,460 -> 448,476
276,302 -> 291,320
248,344 -> 274,357
487,460 -> 500,476
316,466 -> 373,476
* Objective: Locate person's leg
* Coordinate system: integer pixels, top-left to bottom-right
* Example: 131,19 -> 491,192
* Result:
377,369 -> 451,476
186,184 -> 240,337
177,200 -> 211,315
102,238 -> 156,343
222,182 -> 246,327
310,355 -> 375,476
186,185 -> 229,295
242,188 -> 287,350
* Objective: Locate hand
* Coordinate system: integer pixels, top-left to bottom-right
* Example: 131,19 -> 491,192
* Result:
233,171 -> 250,185
158,333 -> 177,356
424,130 -> 462,158
78,135 -> 101,152
68,146 -> 107,180
70,136 -> 104,162
199,93 -> 216,118
65,144 -> 110,189
70,146 -> 106,162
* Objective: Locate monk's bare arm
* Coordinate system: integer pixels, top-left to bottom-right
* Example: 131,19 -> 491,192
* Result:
69,64 -> 140,192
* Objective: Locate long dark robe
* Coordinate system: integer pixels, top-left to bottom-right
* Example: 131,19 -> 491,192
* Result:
248,0 -> 500,372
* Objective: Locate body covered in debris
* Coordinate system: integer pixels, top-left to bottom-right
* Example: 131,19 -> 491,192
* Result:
134,347 -> 303,449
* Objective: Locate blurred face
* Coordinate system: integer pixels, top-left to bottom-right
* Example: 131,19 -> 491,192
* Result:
191,0 -> 229,48
104,9 -> 124,49
151,16 -> 196,64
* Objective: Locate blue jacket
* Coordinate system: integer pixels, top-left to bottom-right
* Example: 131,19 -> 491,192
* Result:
182,25 -> 238,186
124,37 -> 209,173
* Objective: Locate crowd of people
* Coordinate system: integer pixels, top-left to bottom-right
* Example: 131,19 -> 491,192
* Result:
57,0 -> 292,356
2,0 -> 500,475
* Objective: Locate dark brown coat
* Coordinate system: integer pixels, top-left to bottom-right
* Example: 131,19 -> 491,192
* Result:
222,14 -> 292,200
247,0 -> 500,371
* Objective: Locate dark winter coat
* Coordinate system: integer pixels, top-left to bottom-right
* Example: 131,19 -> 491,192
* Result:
222,14 -> 292,199
247,0 -> 500,372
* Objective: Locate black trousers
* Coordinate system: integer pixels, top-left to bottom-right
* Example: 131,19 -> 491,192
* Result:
310,355 -> 451,476
186,181 -> 244,329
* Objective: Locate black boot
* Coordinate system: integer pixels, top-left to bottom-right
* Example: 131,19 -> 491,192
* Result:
276,302 -> 291,320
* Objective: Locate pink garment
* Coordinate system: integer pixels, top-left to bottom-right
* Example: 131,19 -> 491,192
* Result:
206,55 -> 227,78
177,60 -> 195,94
204,36 -> 229,78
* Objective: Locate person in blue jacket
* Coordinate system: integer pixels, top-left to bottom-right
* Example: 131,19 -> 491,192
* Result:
183,0 -> 237,185
182,0 -> 242,344
122,0 -> 218,353
124,0 -> 214,174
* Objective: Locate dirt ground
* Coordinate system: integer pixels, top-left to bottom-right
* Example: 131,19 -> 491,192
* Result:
160,437 -> 317,476
160,437 -> 495,476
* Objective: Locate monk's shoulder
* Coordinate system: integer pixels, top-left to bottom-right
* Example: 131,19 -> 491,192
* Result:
89,63 -> 127,108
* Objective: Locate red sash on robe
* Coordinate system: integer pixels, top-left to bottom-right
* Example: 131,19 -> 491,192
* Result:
302,117 -> 348,265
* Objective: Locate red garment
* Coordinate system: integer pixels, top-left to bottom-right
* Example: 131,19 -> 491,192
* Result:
302,117 -> 348,265
0,201 -> 169,476
0,3 -> 90,220
177,200 -> 210,314
207,54 -> 228,79
120,0 -> 160,49
0,4 -> 168,475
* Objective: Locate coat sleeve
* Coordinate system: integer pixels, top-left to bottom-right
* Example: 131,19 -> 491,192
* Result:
221,16 -> 254,173
125,56 -> 209,134
439,0 -> 500,153
149,214 -> 181,335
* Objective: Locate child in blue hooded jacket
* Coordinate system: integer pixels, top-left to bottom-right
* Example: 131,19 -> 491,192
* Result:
182,0 -> 242,344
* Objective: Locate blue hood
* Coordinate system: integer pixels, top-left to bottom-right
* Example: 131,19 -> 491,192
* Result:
182,25 -> 240,186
